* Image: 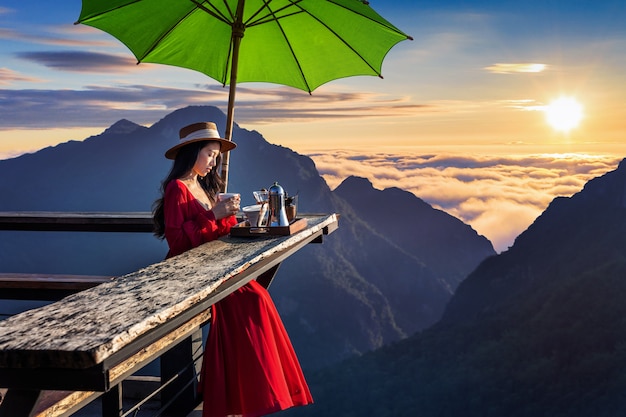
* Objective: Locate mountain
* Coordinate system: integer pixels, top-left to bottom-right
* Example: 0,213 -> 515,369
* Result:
334,176 -> 494,291
443,157 -> 626,324
282,158 -> 626,416
324,176 -> 494,335
0,105 -> 495,369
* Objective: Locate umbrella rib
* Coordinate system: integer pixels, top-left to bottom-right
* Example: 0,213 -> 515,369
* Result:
190,0 -> 233,24
260,0 -> 312,93
137,1 -> 236,63
291,0 -> 411,78
245,0 -> 305,27
217,0 -> 243,87
243,0 -> 274,26
75,0 -> 143,23
189,0 -> 239,86
134,7 -> 199,62
246,0 -> 412,89
328,0 -> 413,40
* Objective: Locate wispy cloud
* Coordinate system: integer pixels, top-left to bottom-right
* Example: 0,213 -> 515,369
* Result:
16,51 -> 138,72
0,82 -> 430,129
485,63 -> 547,74
0,25 -> 112,47
0,85 -> 214,128
0,68 -> 43,85
308,151 -> 622,252
0,28 -> 19,39
503,99 -> 546,112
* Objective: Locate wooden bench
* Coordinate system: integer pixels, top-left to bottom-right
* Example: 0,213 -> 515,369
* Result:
0,273 -> 112,301
0,211 -> 154,233
0,213 -> 339,417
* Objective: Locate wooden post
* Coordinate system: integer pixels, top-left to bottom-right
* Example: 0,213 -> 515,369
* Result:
256,263 -> 281,289
220,0 -> 245,192
102,384 -> 123,417
161,329 -> 204,416
0,389 -> 41,417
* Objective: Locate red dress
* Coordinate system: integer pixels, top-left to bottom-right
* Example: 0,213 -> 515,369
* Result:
163,180 -> 313,417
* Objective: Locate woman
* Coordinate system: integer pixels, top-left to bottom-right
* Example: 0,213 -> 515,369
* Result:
153,122 -> 313,417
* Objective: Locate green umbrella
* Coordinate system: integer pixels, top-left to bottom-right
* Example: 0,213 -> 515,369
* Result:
76,0 -> 412,190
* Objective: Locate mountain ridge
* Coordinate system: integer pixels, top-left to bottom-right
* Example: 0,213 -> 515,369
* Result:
442,158 -> 626,324
281,156 -> 626,417
0,105 -> 495,369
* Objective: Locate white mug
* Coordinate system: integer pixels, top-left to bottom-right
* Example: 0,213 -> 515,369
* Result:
217,192 -> 240,202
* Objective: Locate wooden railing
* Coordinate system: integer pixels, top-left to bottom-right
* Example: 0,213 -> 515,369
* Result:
0,212 -> 339,417
0,211 -> 154,233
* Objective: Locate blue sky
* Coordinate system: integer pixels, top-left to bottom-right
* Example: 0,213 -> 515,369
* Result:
1,0 -> 626,250
2,0 -> 626,154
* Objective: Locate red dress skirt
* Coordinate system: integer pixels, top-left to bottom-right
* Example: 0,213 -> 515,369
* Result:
200,280 -> 313,417
163,180 -> 312,416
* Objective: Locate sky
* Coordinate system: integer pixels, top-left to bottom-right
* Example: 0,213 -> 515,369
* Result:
1,0 -> 625,251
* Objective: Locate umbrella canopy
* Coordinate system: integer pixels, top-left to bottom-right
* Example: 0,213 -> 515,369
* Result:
76,0 -> 412,190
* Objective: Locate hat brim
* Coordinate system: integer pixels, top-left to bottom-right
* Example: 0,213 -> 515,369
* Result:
165,137 -> 237,160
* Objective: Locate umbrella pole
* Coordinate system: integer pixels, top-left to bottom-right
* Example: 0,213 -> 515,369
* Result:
221,0 -> 245,192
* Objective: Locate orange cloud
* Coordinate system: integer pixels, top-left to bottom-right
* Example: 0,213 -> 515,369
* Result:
0,68 -> 43,85
485,63 -> 547,74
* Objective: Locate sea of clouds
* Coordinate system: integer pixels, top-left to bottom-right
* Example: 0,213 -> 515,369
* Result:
307,151 -> 623,253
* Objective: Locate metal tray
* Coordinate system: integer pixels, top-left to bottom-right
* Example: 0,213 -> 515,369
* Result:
229,218 -> 308,237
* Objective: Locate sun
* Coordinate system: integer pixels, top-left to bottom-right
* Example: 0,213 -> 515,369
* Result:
544,97 -> 583,132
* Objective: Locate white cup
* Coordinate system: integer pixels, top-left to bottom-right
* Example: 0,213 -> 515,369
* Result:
242,204 -> 269,227
217,192 -> 240,202
242,205 -> 261,226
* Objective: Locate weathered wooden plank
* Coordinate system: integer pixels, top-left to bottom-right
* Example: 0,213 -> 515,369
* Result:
0,211 -> 153,232
107,309 -> 212,384
33,390 -> 101,417
0,214 -> 338,375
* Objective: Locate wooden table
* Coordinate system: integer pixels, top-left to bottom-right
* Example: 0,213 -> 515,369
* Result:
0,213 -> 339,417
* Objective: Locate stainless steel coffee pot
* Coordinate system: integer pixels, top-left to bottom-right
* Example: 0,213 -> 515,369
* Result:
268,181 -> 289,226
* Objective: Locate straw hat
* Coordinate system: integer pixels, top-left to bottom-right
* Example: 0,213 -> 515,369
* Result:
165,122 -> 237,159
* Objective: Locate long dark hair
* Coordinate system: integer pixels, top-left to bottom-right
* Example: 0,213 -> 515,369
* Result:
152,141 -> 224,239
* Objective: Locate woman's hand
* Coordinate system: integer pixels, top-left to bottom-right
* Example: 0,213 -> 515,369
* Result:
212,195 -> 240,219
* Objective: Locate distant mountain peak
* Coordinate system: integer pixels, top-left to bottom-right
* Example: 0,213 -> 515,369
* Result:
334,173 -> 496,292
337,176 -> 376,191
336,175 -> 433,210
103,119 -> 144,136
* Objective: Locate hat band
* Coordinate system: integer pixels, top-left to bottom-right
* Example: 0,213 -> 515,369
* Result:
181,128 -> 221,142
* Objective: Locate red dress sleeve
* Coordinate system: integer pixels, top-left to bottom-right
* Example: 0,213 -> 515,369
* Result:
164,180 -> 237,258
